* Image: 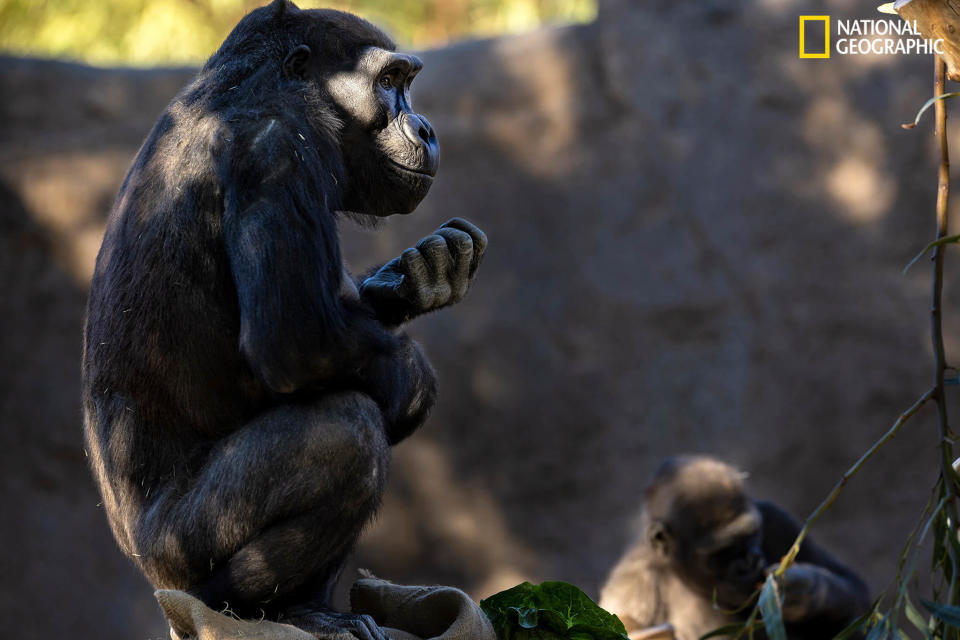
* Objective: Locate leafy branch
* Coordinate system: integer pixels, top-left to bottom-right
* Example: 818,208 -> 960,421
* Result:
720,54 -> 960,640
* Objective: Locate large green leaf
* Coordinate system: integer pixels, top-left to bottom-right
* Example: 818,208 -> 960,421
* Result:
480,581 -> 629,640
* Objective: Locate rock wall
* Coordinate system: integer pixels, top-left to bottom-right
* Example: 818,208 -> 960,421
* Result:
1,1 -> 956,638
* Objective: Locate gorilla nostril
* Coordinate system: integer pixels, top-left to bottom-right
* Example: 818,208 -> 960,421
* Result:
401,114 -> 428,146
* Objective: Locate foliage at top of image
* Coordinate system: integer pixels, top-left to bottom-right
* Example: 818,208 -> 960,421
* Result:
480,581 -> 629,640
0,0 -> 597,67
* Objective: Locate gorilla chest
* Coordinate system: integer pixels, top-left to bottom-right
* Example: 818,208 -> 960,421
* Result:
664,576 -> 733,640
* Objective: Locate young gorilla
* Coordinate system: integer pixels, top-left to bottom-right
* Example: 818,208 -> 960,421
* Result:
599,456 -> 869,640
81,2 -> 485,638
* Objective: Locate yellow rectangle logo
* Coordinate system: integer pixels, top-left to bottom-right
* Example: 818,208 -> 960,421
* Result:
799,15 -> 830,58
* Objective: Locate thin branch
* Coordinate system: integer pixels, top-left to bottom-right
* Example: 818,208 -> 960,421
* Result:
931,54 -> 960,605
902,91 -> 960,130
774,388 -> 935,575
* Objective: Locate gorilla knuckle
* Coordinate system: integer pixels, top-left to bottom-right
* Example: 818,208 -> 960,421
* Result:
417,235 -> 450,261
443,217 -> 487,252
435,282 -> 453,304
438,228 -> 474,254
400,247 -> 427,276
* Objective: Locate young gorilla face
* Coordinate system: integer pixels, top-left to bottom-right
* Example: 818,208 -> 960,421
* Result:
286,38 -> 439,217
647,457 -> 766,609
671,504 -> 766,608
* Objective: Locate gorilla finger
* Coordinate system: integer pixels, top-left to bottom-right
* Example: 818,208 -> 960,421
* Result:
410,241 -> 454,305
435,227 -> 474,259
415,234 -> 453,276
435,228 -> 473,297
351,614 -> 388,640
439,218 -> 487,252
440,218 -> 486,276
399,248 -> 436,308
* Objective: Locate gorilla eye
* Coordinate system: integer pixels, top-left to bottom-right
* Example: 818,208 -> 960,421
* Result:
379,75 -> 393,89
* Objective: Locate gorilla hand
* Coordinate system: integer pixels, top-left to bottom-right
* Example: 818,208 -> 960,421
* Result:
359,217 -> 487,326
776,564 -> 835,622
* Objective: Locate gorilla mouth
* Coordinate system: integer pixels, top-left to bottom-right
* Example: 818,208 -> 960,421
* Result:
388,158 -> 436,179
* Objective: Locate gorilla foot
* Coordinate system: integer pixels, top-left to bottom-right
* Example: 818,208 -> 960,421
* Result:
284,608 -> 390,640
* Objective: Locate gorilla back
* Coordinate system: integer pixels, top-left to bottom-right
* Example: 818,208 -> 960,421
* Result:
80,2 -> 483,633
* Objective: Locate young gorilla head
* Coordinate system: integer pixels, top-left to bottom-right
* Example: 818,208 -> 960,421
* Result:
644,456 -> 766,609
208,0 -> 438,218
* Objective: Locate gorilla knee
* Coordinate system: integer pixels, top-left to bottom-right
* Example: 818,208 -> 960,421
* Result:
133,527 -> 198,591
303,392 -> 390,506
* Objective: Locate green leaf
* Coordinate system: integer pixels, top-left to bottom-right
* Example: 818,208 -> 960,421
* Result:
920,600 -> 960,629
904,593 -> 933,639
480,581 -> 629,640
839,597 -> 892,640
903,235 -> 960,274
757,575 -> 787,640
864,616 -> 893,640
902,93 -> 960,130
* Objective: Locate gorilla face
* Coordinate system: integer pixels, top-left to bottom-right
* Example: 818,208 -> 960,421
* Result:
324,46 -> 439,216
697,513 -> 766,607
643,457 -> 767,610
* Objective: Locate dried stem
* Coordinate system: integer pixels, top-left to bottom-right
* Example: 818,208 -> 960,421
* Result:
737,53 -> 960,640
932,54 -> 960,605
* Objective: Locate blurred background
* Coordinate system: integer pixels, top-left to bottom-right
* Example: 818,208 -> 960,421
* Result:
2,0 -> 960,638
0,0 -> 595,64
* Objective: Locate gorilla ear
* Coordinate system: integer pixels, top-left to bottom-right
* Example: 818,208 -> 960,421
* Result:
648,521 -> 672,557
283,44 -> 312,80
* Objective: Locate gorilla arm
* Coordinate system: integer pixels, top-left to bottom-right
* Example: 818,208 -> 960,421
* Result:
757,501 -> 870,626
222,122 -> 435,441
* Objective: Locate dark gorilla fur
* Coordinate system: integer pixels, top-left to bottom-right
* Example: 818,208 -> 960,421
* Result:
82,2 -> 485,638
600,456 -> 870,640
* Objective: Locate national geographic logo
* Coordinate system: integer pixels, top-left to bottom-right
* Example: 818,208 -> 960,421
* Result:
799,15 -> 944,58
799,16 -> 830,58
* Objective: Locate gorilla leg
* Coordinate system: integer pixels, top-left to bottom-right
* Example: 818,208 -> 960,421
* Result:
135,392 -> 389,618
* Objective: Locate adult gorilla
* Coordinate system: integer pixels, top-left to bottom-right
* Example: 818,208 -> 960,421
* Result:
81,2 -> 486,638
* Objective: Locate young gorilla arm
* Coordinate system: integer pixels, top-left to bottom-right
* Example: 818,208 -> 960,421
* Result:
757,501 -> 871,632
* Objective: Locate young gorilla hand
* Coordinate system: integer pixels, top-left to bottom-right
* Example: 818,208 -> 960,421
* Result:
359,218 -> 487,326
775,563 -> 863,624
